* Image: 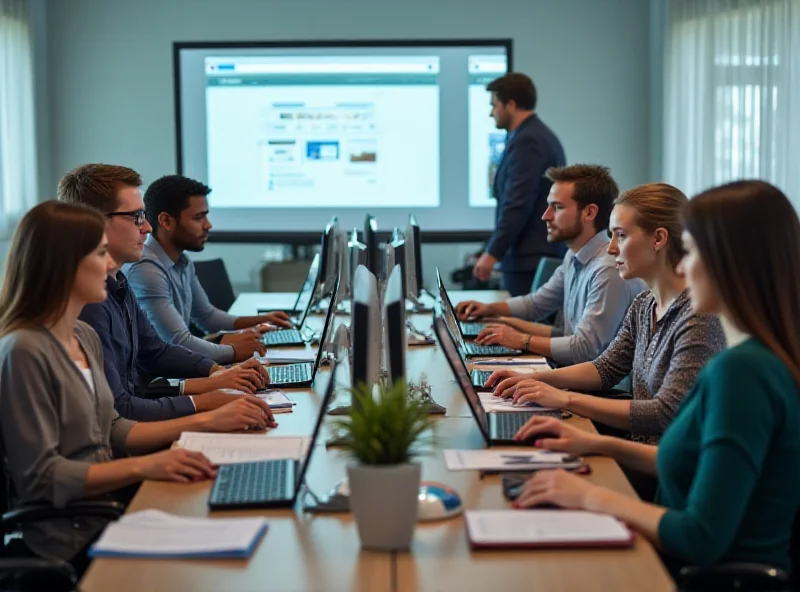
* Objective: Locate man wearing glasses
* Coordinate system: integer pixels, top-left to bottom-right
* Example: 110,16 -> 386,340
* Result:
58,164 -> 272,422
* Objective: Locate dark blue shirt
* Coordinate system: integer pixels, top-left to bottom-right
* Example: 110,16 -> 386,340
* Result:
79,272 -> 215,421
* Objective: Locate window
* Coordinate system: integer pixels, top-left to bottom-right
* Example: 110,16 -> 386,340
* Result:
0,0 -> 38,239
664,0 -> 800,207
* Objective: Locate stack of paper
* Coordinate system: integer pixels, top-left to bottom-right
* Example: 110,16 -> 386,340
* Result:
257,390 -> 295,413
89,509 -> 268,559
465,510 -> 633,549
443,449 -> 583,471
176,432 -> 308,465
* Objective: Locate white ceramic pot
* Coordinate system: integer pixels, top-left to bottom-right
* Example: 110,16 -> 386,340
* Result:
347,462 -> 421,551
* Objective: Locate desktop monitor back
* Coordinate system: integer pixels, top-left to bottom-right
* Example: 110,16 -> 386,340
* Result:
318,216 -> 339,297
405,215 -> 423,298
346,228 -> 368,298
351,265 -> 381,393
364,214 -> 379,276
383,264 -> 407,386
389,229 -> 408,297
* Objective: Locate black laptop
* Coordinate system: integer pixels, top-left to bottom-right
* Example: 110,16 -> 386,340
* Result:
435,268 -> 520,358
263,254 -> 320,347
267,274 -> 339,388
433,313 -> 559,446
208,363 -> 338,510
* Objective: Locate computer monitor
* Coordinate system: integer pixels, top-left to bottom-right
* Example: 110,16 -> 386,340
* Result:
389,229 -> 407,296
405,214 -> 424,298
383,239 -> 396,282
351,265 -> 381,392
382,264 -> 407,386
364,214 -> 379,276
318,216 -> 339,297
289,253 -> 320,328
346,228 -> 368,298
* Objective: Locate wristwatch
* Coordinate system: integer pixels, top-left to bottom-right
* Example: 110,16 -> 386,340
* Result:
522,334 -> 532,352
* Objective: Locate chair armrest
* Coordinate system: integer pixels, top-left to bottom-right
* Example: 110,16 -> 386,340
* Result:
0,557 -> 76,587
679,562 -> 789,591
2,500 -> 125,529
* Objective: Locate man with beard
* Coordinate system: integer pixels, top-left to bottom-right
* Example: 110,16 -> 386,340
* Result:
472,72 -> 567,296
456,165 -> 645,365
124,175 -> 291,363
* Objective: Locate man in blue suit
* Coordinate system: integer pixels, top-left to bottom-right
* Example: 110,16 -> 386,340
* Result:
473,73 -> 567,296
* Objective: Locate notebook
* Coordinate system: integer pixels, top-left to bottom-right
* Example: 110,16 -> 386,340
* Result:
443,449 -> 583,472
465,510 -> 634,550
89,509 -> 268,559
176,433 -> 308,465
257,390 -> 294,413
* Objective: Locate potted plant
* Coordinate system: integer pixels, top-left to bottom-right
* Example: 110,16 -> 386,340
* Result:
330,379 -> 435,551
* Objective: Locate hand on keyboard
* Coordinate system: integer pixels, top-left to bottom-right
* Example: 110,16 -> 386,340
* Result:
474,324 -> 525,350
206,396 -> 278,432
139,449 -> 216,483
222,330 -> 268,361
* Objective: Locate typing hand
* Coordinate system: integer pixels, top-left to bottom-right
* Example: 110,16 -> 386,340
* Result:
140,449 -> 216,483
513,469 -> 600,510
514,416 -> 602,455
260,311 -> 293,328
206,397 -> 277,432
511,381 -> 568,409
484,369 -> 523,394
455,300 -> 489,321
210,363 -> 268,393
475,324 -> 524,350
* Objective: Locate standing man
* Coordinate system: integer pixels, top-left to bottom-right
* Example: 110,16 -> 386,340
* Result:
473,72 -> 567,296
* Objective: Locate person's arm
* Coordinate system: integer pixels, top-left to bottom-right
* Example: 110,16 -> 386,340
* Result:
627,315 -> 724,436
534,362 -> 604,391
499,317 -> 553,338
548,266 -> 633,365
126,261 -> 235,363
80,303 -> 196,421
506,263 -> 565,322
132,295 -> 216,380
186,269 -> 238,333
485,135 -> 550,262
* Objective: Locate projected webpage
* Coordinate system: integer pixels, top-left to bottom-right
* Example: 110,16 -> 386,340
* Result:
468,55 -> 508,208
205,56 -> 440,209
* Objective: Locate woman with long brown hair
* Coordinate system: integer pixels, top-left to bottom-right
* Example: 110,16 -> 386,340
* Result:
0,201 -> 274,573
511,180 -> 800,572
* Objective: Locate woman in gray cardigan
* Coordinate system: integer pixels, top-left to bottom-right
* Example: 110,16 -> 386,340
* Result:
0,202 -> 275,570
486,184 -> 726,444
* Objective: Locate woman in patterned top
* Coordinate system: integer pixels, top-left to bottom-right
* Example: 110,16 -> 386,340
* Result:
486,183 -> 726,444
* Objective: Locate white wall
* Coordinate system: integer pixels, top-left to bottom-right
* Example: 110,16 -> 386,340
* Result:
42,0 -> 655,292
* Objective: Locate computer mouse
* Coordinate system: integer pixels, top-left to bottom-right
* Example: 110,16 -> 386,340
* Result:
417,481 -> 463,521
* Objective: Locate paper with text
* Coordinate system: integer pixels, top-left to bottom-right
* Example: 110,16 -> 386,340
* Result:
177,433 -> 308,465
443,449 -> 582,471
466,510 -> 630,545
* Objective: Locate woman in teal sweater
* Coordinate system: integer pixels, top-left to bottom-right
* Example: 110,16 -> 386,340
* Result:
513,180 -> 800,571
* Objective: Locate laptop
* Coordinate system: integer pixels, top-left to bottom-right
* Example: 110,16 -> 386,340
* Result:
435,268 -> 520,358
207,363 -> 338,510
267,274 -> 339,387
433,313 -> 560,446
263,254 -> 320,347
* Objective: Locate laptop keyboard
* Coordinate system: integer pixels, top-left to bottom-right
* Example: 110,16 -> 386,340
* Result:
494,413 -> 535,439
270,363 -> 313,385
209,460 -> 290,508
464,343 -> 519,356
264,329 -> 304,346
471,369 -> 493,387
460,322 -> 486,337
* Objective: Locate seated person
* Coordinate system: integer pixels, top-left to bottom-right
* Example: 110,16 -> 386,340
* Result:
457,164 -> 646,365
487,183 -> 725,445
0,202 -> 276,575
58,164 -> 269,421
125,174 -> 292,364
511,180 -> 800,574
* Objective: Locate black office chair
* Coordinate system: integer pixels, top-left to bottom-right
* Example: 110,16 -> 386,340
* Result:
194,258 -> 236,312
0,440 -> 124,591
677,512 -> 800,592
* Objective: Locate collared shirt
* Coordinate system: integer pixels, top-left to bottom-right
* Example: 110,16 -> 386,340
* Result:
506,231 -> 646,365
0,322 -> 135,560
79,272 -> 215,421
124,235 -> 236,363
592,290 -> 726,443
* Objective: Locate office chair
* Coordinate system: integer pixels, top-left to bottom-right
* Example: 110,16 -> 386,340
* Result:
676,513 -> 799,591
0,439 -> 124,591
193,259 -> 236,311
532,256 -> 562,291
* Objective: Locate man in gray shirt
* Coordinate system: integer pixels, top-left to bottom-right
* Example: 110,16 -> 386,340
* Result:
457,165 -> 645,365
125,175 -> 292,364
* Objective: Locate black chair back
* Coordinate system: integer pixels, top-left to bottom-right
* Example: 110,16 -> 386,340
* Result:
193,259 -> 236,311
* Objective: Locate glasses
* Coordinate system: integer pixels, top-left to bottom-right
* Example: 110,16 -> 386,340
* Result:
106,210 -> 147,227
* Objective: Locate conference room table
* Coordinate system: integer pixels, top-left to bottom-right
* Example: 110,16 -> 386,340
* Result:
79,290 -> 675,592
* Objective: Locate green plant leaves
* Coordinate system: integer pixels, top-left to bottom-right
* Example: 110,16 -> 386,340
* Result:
329,379 -> 436,465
